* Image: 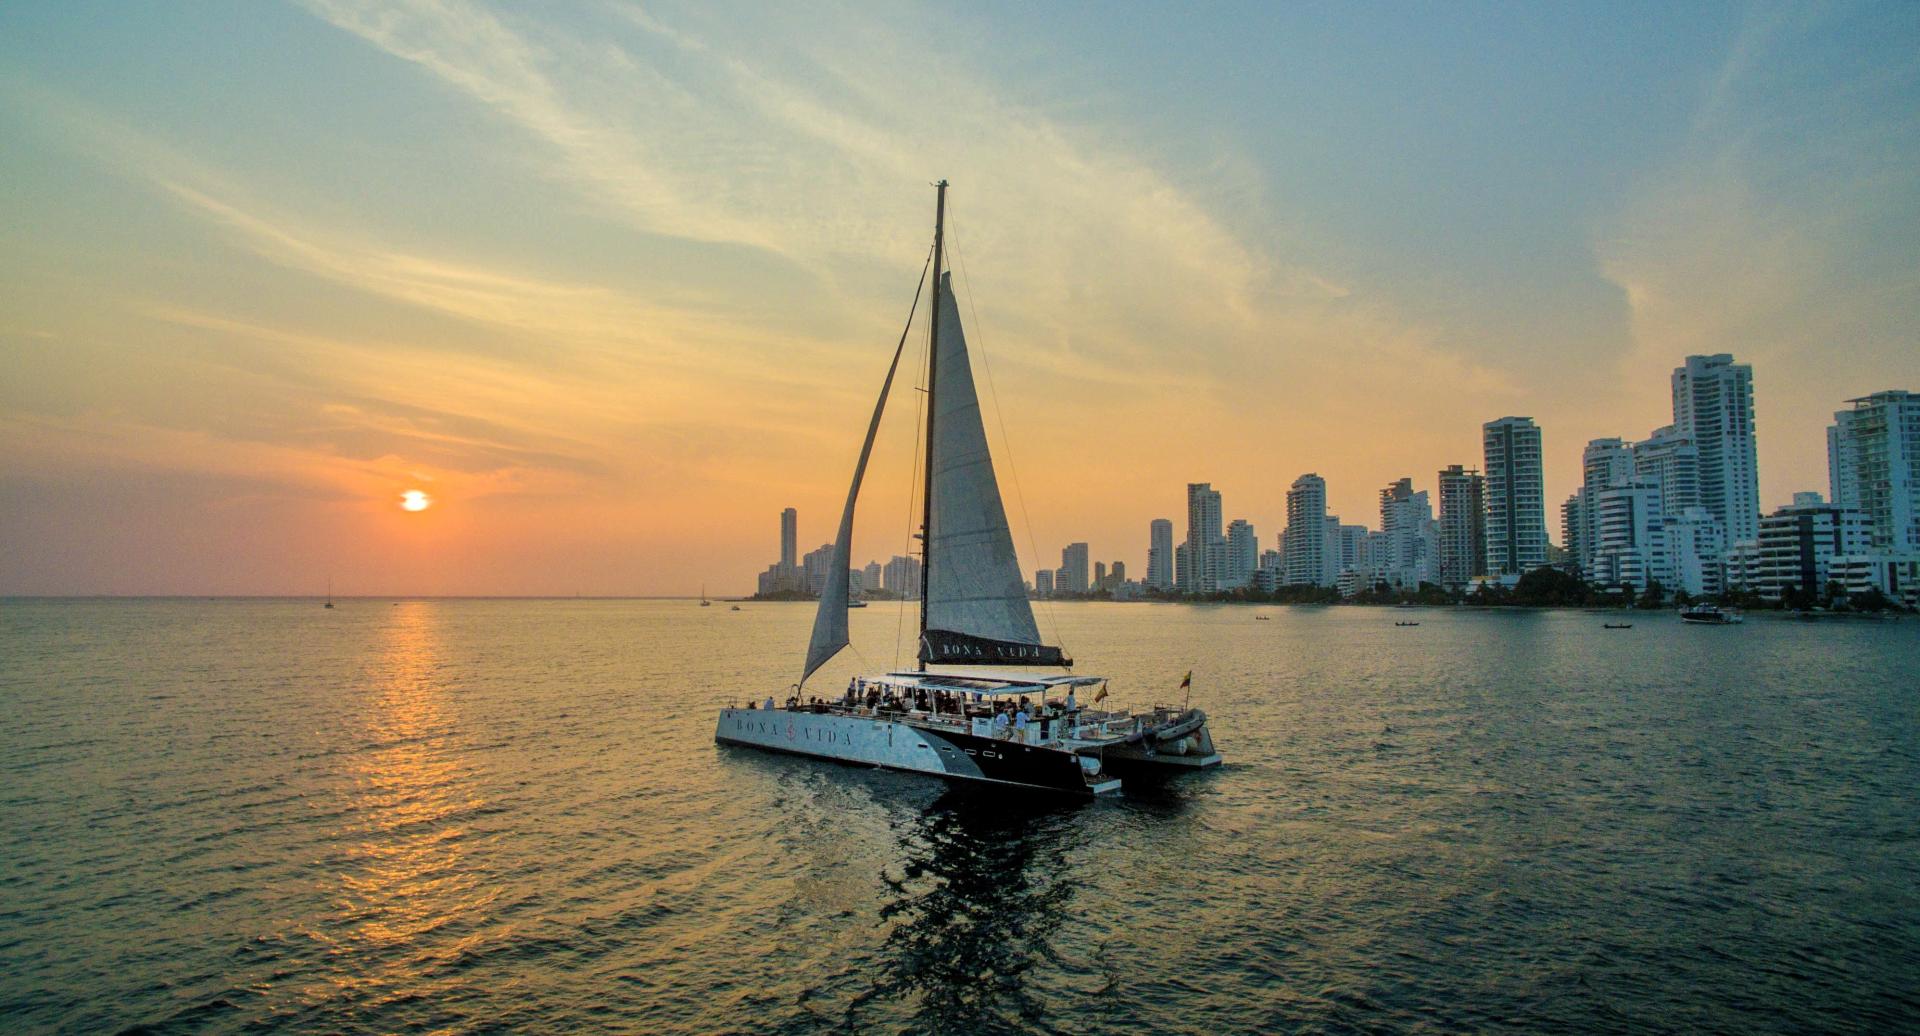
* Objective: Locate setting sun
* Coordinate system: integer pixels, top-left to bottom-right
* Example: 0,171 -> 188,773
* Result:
400,490 -> 432,512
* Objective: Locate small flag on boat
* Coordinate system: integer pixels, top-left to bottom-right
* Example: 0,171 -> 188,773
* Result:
1179,670 -> 1192,690
1094,682 -> 1108,703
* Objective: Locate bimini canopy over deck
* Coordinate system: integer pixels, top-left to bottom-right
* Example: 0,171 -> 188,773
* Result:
871,671 -> 1105,698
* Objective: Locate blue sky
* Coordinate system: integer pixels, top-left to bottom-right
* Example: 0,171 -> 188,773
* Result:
2,1 -> 1915,593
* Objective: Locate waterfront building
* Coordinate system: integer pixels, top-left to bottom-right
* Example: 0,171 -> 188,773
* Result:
1284,474 -> 1331,587
1060,542 -> 1090,594
1633,426 -> 1703,517
1828,390 -> 1920,552
1673,354 -> 1761,544
802,542 -> 835,595
1591,478 -> 1664,591
1174,542 -> 1192,593
1724,540 -> 1762,593
1185,483 -> 1224,594
1484,417 -> 1548,576
1093,561 -> 1107,591
1033,569 -> 1053,594
863,561 -> 883,593
1147,518 -> 1175,590
1828,553 -> 1920,608
1661,507 -> 1725,598
1330,523 -> 1369,587
780,507 -> 798,571
1581,437 -> 1633,573
883,554 -> 922,597
1561,491 -> 1586,574
1436,464 -> 1487,588
1379,478 -> 1440,588
1225,520 -> 1258,589
1752,493 -> 1871,601
1110,560 -> 1126,587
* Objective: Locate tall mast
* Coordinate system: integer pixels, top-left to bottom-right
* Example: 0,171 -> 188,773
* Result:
918,180 -> 948,670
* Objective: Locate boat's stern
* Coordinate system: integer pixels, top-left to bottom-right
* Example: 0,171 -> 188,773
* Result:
1100,707 -> 1223,776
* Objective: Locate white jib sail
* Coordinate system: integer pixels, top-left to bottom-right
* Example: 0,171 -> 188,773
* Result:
800,281 -> 918,686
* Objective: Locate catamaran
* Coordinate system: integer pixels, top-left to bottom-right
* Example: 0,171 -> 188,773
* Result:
715,182 -> 1220,798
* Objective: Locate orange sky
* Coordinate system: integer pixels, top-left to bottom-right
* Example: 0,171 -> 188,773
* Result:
2,3 -> 1915,595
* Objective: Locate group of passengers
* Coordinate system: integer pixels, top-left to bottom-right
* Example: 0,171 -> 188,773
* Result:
749,684 -> 1088,734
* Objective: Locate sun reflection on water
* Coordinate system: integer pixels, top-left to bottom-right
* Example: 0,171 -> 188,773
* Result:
319,602 -> 497,1006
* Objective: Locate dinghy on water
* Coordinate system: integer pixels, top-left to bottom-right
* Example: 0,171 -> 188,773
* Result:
714,182 -> 1221,798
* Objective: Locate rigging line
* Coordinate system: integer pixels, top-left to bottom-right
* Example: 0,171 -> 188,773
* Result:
895,243 -> 937,672
944,198 -> 1069,663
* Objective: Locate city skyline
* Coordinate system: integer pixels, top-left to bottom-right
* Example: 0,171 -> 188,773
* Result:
3,4 -> 1917,595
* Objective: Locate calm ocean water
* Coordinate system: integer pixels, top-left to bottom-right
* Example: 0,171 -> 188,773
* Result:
1,598 -> 1916,1034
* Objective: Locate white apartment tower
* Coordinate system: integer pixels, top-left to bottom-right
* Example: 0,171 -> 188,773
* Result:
1581,438 -> 1633,573
1284,474 -> 1332,587
1379,478 -> 1440,588
1225,520 -> 1258,589
1146,518 -> 1175,590
1061,542 -> 1090,594
1828,390 -> 1920,552
1672,354 -> 1760,544
1591,478 -> 1664,590
1185,483 -> 1224,594
1633,426 -> 1703,516
1484,417 -> 1548,575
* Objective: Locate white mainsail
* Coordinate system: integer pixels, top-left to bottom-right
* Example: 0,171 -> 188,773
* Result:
923,273 -> 1047,652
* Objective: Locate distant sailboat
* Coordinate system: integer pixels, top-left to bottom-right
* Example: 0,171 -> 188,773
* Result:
700,584 -> 711,607
714,182 -> 1220,797
324,577 -> 334,609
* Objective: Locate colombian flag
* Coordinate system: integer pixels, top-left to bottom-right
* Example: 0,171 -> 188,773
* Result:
1179,670 -> 1192,690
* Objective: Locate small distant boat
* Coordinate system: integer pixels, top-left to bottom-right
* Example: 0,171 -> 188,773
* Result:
1395,621 -> 1420,627
1255,614 -> 1270,621
324,577 -> 334,609
731,604 -> 741,611
848,600 -> 868,609
1679,604 -> 1742,625
700,584 -> 712,607
1604,622 -> 1633,629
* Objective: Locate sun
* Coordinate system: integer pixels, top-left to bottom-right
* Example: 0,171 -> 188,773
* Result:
400,490 -> 432,512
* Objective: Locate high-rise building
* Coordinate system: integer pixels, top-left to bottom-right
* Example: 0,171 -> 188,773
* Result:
1379,478 -> 1439,588
1185,483 -> 1223,594
1093,560 -> 1107,590
1033,569 -> 1053,594
1561,491 -> 1587,573
1225,520 -> 1258,589
1591,478 -> 1664,591
801,542 -> 835,595
1672,354 -> 1760,545
1580,438 -> 1633,573
1633,426 -> 1702,517
1284,474 -> 1331,587
883,555 -> 922,597
1753,493 -> 1871,600
1147,518 -> 1175,590
1061,542 -> 1090,593
1484,416 -> 1548,576
1436,464 -> 1486,588
780,507 -> 798,571
1174,542 -> 1192,593
1330,523 -> 1369,584
863,561 -> 883,593
1661,507 -> 1725,598
1111,560 -> 1126,586
1829,390 -> 1920,552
